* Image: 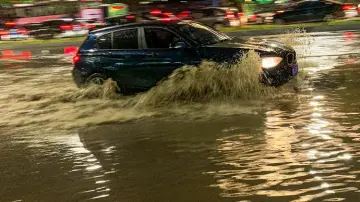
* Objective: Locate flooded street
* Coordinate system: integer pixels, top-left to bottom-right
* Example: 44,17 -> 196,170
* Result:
1,30 -> 360,202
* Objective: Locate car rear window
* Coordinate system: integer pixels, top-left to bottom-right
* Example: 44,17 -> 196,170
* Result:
97,33 -> 112,49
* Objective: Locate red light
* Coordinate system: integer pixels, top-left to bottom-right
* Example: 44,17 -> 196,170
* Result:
177,11 -> 190,18
0,30 -> 9,35
344,32 -> 355,37
150,10 -> 162,15
343,3 -> 355,10
17,29 -> 27,34
249,14 -> 257,22
60,24 -> 73,30
5,22 -> 16,26
126,15 -> 136,19
226,11 -> 235,19
111,6 -> 125,10
64,46 -> 79,55
2,50 -> 14,56
72,54 -> 80,64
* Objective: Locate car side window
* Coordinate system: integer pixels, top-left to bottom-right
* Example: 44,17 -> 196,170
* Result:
144,28 -> 180,49
312,1 -> 326,8
214,9 -> 225,16
113,28 -> 139,49
296,2 -> 311,9
97,33 -> 112,49
204,9 -> 215,17
191,10 -> 205,19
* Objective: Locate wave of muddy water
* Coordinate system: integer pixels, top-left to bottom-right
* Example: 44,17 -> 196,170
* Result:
0,49 -> 304,133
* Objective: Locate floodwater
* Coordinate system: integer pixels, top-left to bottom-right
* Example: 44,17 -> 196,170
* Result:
1,30 -> 360,202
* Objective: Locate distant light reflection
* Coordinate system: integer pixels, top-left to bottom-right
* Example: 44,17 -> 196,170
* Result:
37,134 -> 111,200
321,183 -> 330,188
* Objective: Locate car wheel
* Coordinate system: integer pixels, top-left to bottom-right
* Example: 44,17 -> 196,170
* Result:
274,19 -> 285,25
86,73 -> 106,85
323,15 -> 334,22
257,17 -> 265,24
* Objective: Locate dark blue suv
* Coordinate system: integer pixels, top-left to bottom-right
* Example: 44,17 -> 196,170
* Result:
72,21 -> 298,92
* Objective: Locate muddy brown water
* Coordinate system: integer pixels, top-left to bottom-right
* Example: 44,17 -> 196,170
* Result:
1,31 -> 360,202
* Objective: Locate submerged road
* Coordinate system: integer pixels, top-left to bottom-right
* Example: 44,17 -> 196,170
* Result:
1,30 -> 360,202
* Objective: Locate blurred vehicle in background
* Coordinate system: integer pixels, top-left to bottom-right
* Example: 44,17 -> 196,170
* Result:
342,3 -> 359,18
176,7 -> 246,29
140,9 -> 179,22
247,3 -> 290,24
0,1 -> 79,26
74,18 -> 106,31
27,18 -> 88,39
270,0 -> 351,24
0,21 -> 29,41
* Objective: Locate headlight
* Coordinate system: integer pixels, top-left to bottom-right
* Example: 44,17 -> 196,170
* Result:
262,57 -> 283,69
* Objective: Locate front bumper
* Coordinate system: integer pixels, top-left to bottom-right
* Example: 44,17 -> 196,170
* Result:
260,62 -> 298,87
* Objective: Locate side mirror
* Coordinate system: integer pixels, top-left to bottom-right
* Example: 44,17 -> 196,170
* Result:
173,41 -> 186,49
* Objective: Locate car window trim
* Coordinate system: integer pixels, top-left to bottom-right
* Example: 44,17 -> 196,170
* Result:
95,27 -> 141,50
140,26 -> 191,50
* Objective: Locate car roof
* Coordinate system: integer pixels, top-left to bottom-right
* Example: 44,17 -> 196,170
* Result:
90,20 -> 180,35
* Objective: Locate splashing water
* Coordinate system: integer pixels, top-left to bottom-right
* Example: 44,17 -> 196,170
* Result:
135,50 -> 277,108
278,28 -> 315,91
0,31 -> 313,132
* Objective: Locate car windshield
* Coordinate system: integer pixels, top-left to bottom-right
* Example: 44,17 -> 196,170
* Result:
175,22 -> 231,45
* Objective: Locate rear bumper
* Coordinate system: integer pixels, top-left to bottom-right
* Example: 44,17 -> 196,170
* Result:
72,68 -> 88,88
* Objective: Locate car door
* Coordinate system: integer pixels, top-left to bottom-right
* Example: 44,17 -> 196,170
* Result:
283,2 -> 313,23
95,28 -> 150,88
308,1 -> 329,21
140,27 -> 201,88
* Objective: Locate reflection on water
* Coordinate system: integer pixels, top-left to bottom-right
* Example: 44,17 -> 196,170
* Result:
1,31 -> 360,201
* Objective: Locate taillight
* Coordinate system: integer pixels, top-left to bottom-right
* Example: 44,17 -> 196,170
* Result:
60,24 -> 73,31
238,13 -> 245,17
249,14 -> 257,21
343,3 -> 356,10
88,24 -> 96,29
0,30 -> 9,35
126,15 -> 136,19
150,10 -> 162,15
5,22 -> 16,27
177,11 -> 190,18
72,54 -> 80,64
226,11 -> 235,19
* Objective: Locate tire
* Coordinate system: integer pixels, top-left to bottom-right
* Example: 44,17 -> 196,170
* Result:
34,33 -> 55,40
85,73 -> 134,95
85,73 -> 106,85
274,19 -> 285,25
323,15 -> 334,22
